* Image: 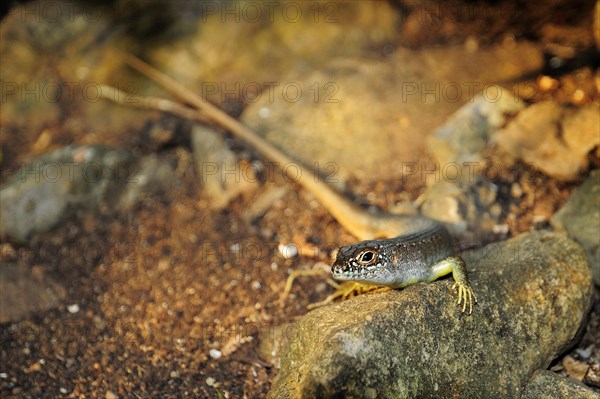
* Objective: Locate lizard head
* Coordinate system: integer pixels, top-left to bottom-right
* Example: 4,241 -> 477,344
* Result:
331,241 -> 392,284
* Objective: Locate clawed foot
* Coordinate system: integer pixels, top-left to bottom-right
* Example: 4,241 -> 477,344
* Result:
307,282 -> 388,309
278,268 -> 388,309
451,282 -> 477,314
278,268 -> 334,308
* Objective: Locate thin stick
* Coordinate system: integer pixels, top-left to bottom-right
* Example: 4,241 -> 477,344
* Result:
98,85 -> 210,123
113,50 -> 384,241
117,51 -> 304,170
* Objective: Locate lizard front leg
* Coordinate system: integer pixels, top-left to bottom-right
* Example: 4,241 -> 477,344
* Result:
430,256 -> 477,314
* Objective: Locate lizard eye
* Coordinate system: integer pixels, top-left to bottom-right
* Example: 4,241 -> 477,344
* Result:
357,250 -> 377,265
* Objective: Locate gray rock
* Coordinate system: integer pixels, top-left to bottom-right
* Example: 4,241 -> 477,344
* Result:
522,370 -> 600,399
242,42 -> 542,181
428,85 -> 525,166
494,102 -> 600,181
0,171 -> 70,242
268,232 -> 593,399
0,264 -> 67,323
0,145 -> 175,242
191,125 -> 257,209
1,145 -> 131,241
420,177 -> 504,245
418,88 -> 519,245
552,170 -> 600,285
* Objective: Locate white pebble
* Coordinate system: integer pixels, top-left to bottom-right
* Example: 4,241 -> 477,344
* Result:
67,304 -> 80,314
209,349 -> 222,359
206,376 -> 216,386
278,243 -> 298,259
0,373 -> 7,379
575,347 -> 592,360
492,224 -> 509,235
258,106 -> 270,118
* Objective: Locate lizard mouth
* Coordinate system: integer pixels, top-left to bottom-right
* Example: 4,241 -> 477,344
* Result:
331,263 -> 354,280
330,264 -> 350,279
331,262 -> 378,281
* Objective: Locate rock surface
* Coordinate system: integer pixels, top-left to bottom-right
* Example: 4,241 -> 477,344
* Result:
420,177 -> 505,245
552,170 -> 600,286
268,232 -> 593,399
416,86 -> 519,245
427,85 -> 525,167
495,102 -> 600,181
0,145 -> 175,242
521,370 -> 600,399
242,42 -> 543,181
0,146 -> 131,241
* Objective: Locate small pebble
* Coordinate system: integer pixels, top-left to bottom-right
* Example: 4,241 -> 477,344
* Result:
251,160 -> 263,173
0,373 -> 7,379
60,388 -> 67,394
209,349 -> 222,359
575,346 -> 592,360
206,377 -> 216,386
170,371 -> 180,379
572,89 -> 586,104
511,183 -> 523,198
258,107 -> 270,118
105,391 -> 118,399
251,281 -> 262,290
278,243 -> 298,259
583,362 -> 600,388
538,75 -> 558,91
548,56 -> 563,69
67,304 -> 80,314
492,224 -> 509,235
562,354 -> 589,380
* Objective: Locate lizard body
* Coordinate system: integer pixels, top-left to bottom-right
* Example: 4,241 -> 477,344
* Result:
331,218 -> 475,313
